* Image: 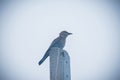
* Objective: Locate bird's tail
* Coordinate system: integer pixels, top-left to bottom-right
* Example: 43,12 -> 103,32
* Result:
38,50 -> 49,65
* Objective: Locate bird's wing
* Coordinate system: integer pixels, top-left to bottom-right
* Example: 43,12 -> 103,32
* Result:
38,37 -> 60,65
49,37 -> 60,48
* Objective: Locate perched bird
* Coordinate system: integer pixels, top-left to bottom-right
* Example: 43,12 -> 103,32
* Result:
38,31 -> 72,65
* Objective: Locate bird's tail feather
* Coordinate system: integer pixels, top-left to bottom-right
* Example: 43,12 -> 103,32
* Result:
38,50 -> 49,65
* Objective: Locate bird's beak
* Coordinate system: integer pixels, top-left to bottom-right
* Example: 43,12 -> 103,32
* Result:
68,33 -> 72,35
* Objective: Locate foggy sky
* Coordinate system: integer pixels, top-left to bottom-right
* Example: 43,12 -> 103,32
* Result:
0,0 -> 120,80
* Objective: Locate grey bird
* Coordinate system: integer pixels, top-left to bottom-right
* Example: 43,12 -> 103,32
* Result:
38,31 -> 72,65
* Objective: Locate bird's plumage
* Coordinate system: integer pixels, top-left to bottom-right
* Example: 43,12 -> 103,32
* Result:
38,31 -> 72,65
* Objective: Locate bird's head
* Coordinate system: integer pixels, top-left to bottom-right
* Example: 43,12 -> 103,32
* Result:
59,31 -> 72,38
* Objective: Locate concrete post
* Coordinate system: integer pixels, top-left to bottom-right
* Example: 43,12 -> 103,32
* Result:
49,47 -> 71,80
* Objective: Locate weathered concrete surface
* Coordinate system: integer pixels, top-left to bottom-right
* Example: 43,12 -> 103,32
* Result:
49,47 -> 71,80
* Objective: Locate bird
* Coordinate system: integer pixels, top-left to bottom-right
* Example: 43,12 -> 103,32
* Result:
38,31 -> 72,65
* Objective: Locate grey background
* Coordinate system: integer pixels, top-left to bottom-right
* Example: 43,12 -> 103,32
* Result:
0,0 -> 120,80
